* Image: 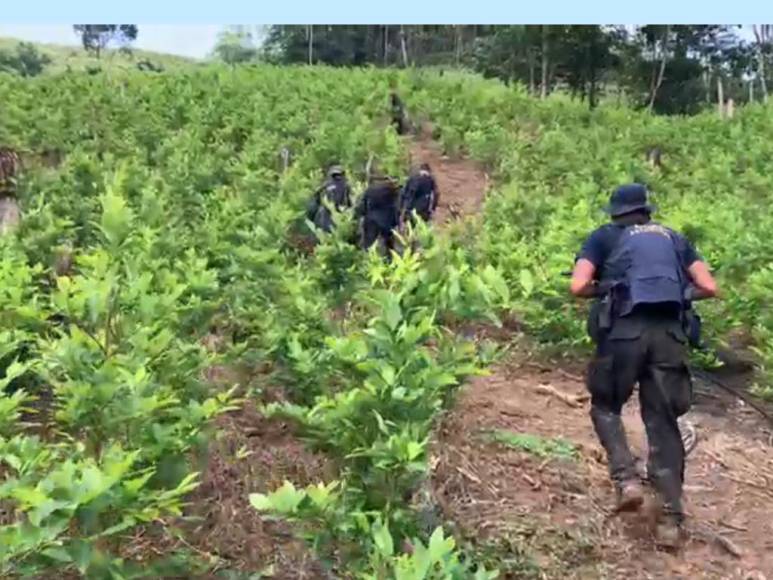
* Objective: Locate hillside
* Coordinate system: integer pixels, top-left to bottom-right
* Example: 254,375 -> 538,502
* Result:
0,65 -> 771,578
0,36 -> 196,74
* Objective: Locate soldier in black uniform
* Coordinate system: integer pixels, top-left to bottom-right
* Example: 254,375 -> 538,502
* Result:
390,91 -> 407,135
355,175 -> 401,257
401,163 -> 439,225
306,165 -> 352,233
570,184 -> 718,549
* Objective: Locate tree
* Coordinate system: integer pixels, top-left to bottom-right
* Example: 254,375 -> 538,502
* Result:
753,25 -> 772,102
73,25 -> 138,59
471,26 -> 538,89
212,29 -> 258,65
616,25 -> 747,115
558,26 -> 622,108
0,42 -> 51,77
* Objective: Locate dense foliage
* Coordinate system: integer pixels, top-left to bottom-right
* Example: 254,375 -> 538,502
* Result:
0,66 -> 507,577
407,70 -> 773,397
3,58 -> 773,578
265,25 -> 765,115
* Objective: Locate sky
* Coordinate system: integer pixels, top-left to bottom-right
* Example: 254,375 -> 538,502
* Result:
0,25 -> 759,60
0,25 -> 226,59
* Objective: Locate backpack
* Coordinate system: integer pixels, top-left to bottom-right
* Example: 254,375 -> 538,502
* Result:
601,223 -> 689,319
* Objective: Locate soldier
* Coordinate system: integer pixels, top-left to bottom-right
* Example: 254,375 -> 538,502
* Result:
0,147 -> 21,236
306,165 -> 352,234
355,174 -> 401,257
390,90 -> 407,135
569,183 -> 718,549
401,163 -> 439,226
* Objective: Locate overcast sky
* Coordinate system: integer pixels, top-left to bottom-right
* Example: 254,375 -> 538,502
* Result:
0,25 -> 759,60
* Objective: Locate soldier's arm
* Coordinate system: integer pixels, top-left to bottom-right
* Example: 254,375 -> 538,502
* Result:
681,236 -> 718,300
570,258 -> 600,298
570,228 -> 608,297
686,261 -> 718,300
432,178 -> 440,210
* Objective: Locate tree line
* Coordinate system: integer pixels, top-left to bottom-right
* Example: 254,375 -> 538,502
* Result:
236,25 -> 770,115
2,24 -> 770,116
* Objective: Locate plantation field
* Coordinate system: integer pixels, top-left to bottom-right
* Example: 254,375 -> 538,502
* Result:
0,64 -> 772,578
408,72 -> 773,391
0,65 -> 508,578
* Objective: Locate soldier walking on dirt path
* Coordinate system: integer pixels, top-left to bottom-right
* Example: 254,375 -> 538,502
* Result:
390,90 -> 407,135
401,163 -> 439,226
569,184 -> 718,549
355,174 -> 401,258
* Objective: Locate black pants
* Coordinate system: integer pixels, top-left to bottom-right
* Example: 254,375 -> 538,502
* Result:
362,220 -> 396,255
406,206 -> 432,225
586,315 -> 692,519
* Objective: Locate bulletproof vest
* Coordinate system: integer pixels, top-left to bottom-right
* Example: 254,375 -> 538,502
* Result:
602,223 -> 687,318
366,183 -> 398,211
364,182 -> 399,228
323,179 -> 349,210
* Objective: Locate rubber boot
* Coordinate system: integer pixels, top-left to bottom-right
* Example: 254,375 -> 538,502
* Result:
617,479 -> 645,512
591,408 -> 637,482
655,514 -> 682,550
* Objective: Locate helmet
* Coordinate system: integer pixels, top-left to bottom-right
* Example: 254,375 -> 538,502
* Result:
328,165 -> 344,178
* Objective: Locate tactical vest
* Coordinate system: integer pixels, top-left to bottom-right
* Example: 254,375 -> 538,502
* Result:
601,222 -> 688,317
323,180 -> 350,210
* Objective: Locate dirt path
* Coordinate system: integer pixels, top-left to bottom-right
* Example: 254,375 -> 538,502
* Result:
409,134 -> 773,579
408,132 -> 489,226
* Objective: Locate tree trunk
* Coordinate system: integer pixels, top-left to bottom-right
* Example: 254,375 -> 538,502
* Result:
383,26 -> 389,65
750,79 -> 754,103
717,75 -> 725,118
548,63 -> 557,94
307,25 -> 313,65
400,26 -> 409,68
528,49 -> 536,95
648,27 -> 670,112
760,55 -> 768,103
540,26 -> 549,99
457,25 -> 465,65
754,25 -> 769,103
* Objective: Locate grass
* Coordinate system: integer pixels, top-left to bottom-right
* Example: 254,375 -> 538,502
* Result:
484,429 -> 578,460
0,36 -> 196,75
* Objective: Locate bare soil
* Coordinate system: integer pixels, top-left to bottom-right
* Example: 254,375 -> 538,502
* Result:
408,128 -> 489,227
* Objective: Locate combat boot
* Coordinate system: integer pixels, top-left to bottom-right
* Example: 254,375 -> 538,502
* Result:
616,479 -> 645,512
655,515 -> 682,550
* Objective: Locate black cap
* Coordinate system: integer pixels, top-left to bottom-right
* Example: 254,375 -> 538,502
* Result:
604,184 -> 656,217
